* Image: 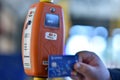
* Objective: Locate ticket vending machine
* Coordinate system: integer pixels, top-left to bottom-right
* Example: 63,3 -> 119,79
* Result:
22,0 -> 64,79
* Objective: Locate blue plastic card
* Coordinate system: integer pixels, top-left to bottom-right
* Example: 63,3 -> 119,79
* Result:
48,55 -> 78,78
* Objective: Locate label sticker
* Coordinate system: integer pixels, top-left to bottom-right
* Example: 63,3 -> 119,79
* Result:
45,32 -> 57,40
23,8 -> 36,69
43,61 -> 48,65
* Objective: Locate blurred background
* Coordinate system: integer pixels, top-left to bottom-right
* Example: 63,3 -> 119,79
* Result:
1,0 -> 120,80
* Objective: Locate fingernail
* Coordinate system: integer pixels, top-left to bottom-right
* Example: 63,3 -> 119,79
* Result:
76,62 -> 80,68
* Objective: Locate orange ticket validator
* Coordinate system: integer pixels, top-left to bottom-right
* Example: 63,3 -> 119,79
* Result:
22,0 -> 64,77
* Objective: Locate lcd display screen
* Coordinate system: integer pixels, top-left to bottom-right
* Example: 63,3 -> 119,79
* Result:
45,14 -> 59,28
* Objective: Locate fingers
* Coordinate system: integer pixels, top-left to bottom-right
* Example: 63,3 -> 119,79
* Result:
74,62 -> 94,77
71,71 -> 84,80
71,72 -> 80,80
76,51 -> 101,66
76,51 -> 99,61
71,51 -> 110,80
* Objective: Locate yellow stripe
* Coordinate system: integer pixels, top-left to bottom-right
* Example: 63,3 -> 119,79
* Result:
40,0 -> 53,2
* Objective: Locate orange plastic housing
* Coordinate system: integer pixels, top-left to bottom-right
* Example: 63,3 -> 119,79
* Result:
22,2 -> 64,77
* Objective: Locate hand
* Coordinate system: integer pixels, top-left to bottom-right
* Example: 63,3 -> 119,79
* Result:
71,51 -> 111,80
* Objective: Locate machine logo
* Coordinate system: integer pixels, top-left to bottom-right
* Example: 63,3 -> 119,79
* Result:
45,32 -> 57,40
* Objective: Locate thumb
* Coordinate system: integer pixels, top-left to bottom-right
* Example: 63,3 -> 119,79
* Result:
74,62 -> 94,77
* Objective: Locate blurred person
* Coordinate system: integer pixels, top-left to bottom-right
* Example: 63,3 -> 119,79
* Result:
0,2 -> 26,80
71,51 -> 120,80
0,0 -> 2,36
0,2 -> 18,54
